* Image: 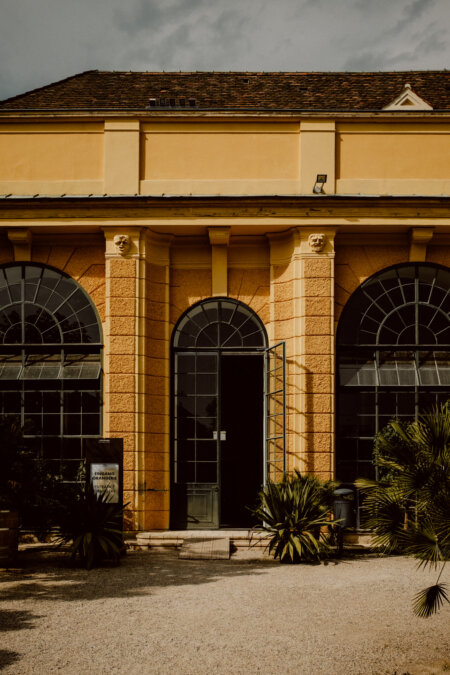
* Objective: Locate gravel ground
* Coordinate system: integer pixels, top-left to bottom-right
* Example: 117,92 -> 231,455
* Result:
0,549 -> 449,675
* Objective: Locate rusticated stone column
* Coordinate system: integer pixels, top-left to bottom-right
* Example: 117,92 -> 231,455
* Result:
299,230 -> 336,480
268,228 -> 335,480
104,228 -> 172,531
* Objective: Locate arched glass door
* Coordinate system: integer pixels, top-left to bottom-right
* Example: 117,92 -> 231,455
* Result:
172,298 -> 270,529
0,263 -> 102,483
336,263 -> 450,524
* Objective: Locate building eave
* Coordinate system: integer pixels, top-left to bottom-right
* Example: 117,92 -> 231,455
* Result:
2,109 -> 450,121
2,193 -> 450,208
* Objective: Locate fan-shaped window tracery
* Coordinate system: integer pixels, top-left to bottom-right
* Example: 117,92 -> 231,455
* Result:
0,263 -> 102,483
337,263 -> 450,522
173,298 -> 267,349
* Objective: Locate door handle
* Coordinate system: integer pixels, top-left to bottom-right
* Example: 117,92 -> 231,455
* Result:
213,430 -> 227,440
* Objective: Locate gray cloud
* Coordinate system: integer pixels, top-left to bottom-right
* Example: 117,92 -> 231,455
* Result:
1,0 -> 450,101
384,0 -> 437,38
115,0 -> 210,36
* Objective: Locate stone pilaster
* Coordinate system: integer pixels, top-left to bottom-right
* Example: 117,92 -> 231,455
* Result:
142,231 -> 172,530
298,229 -> 336,480
103,227 -> 145,530
268,228 -> 335,480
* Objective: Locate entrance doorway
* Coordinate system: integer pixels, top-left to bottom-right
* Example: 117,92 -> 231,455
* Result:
220,353 -> 263,526
171,298 -> 268,529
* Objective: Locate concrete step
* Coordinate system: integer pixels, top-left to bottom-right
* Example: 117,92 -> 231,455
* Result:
127,529 -> 268,555
125,529 -> 374,554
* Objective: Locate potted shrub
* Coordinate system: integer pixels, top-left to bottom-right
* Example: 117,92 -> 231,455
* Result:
250,471 -> 336,563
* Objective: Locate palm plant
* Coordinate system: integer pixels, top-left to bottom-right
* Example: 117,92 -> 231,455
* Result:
56,484 -> 127,569
250,471 -> 335,563
356,402 -> 450,617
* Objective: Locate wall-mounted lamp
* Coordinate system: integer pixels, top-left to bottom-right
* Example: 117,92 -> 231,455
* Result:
313,174 -> 327,194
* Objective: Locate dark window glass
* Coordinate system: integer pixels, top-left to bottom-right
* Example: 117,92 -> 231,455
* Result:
337,439 -> 357,462
82,414 -> 100,435
196,374 -> 217,395
177,373 -> 195,395
178,440 -> 196,461
176,417 -> 195,439
196,462 -> 217,482
196,441 -> 217,461
0,264 -> 102,485
196,396 -> 217,417
177,461 -> 195,483
64,414 -> 81,435
337,263 -> 450,523
3,391 -> 21,413
43,414 -> 61,435
175,354 -> 196,373
24,391 -> 42,412
35,286 -> 52,306
196,417 -> 216,438
9,284 -> 21,302
177,396 -> 195,417
42,437 -> 61,460
197,324 -> 218,347
43,390 -> 60,413
26,414 -> 42,434
64,391 -> 82,410
196,355 -> 216,372
219,323 -> 238,345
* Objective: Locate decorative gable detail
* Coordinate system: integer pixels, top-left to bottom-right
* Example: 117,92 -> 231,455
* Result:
383,83 -> 433,111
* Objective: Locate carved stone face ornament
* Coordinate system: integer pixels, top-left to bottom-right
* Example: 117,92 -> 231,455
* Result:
113,234 -> 131,256
308,233 -> 326,253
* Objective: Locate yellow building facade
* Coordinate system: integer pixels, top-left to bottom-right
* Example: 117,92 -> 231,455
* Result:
1,71 -> 450,531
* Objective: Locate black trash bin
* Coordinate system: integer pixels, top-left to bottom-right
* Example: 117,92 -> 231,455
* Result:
333,488 -> 354,555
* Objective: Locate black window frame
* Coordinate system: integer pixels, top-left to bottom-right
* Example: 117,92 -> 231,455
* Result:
0,262 -> 103,482
336,262 -> 450,527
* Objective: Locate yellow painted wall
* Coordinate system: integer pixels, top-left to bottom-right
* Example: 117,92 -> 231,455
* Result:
141,122 -> 300,194
2,118 -> 450,197
0,123 -> 104,194
337,123 -> 450,194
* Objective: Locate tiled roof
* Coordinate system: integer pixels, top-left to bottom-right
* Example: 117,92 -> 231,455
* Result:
1,70 -> 450,111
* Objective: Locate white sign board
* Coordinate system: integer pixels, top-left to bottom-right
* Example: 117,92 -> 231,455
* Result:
90,463 -> 119,503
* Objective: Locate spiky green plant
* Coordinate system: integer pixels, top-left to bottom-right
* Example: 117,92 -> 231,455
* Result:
250,471 -> 335,563
356,402 -> 450,617
56,484 -> 127,569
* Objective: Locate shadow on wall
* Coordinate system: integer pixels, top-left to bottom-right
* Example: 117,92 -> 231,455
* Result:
284,358 -> 329,475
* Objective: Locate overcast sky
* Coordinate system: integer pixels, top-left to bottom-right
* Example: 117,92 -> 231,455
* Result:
1,0 -> 449,101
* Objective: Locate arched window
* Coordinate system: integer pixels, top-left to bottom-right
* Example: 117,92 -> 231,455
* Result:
0,263 -> 102,481
337,263 -> 450,490
173,297 -> 267,349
